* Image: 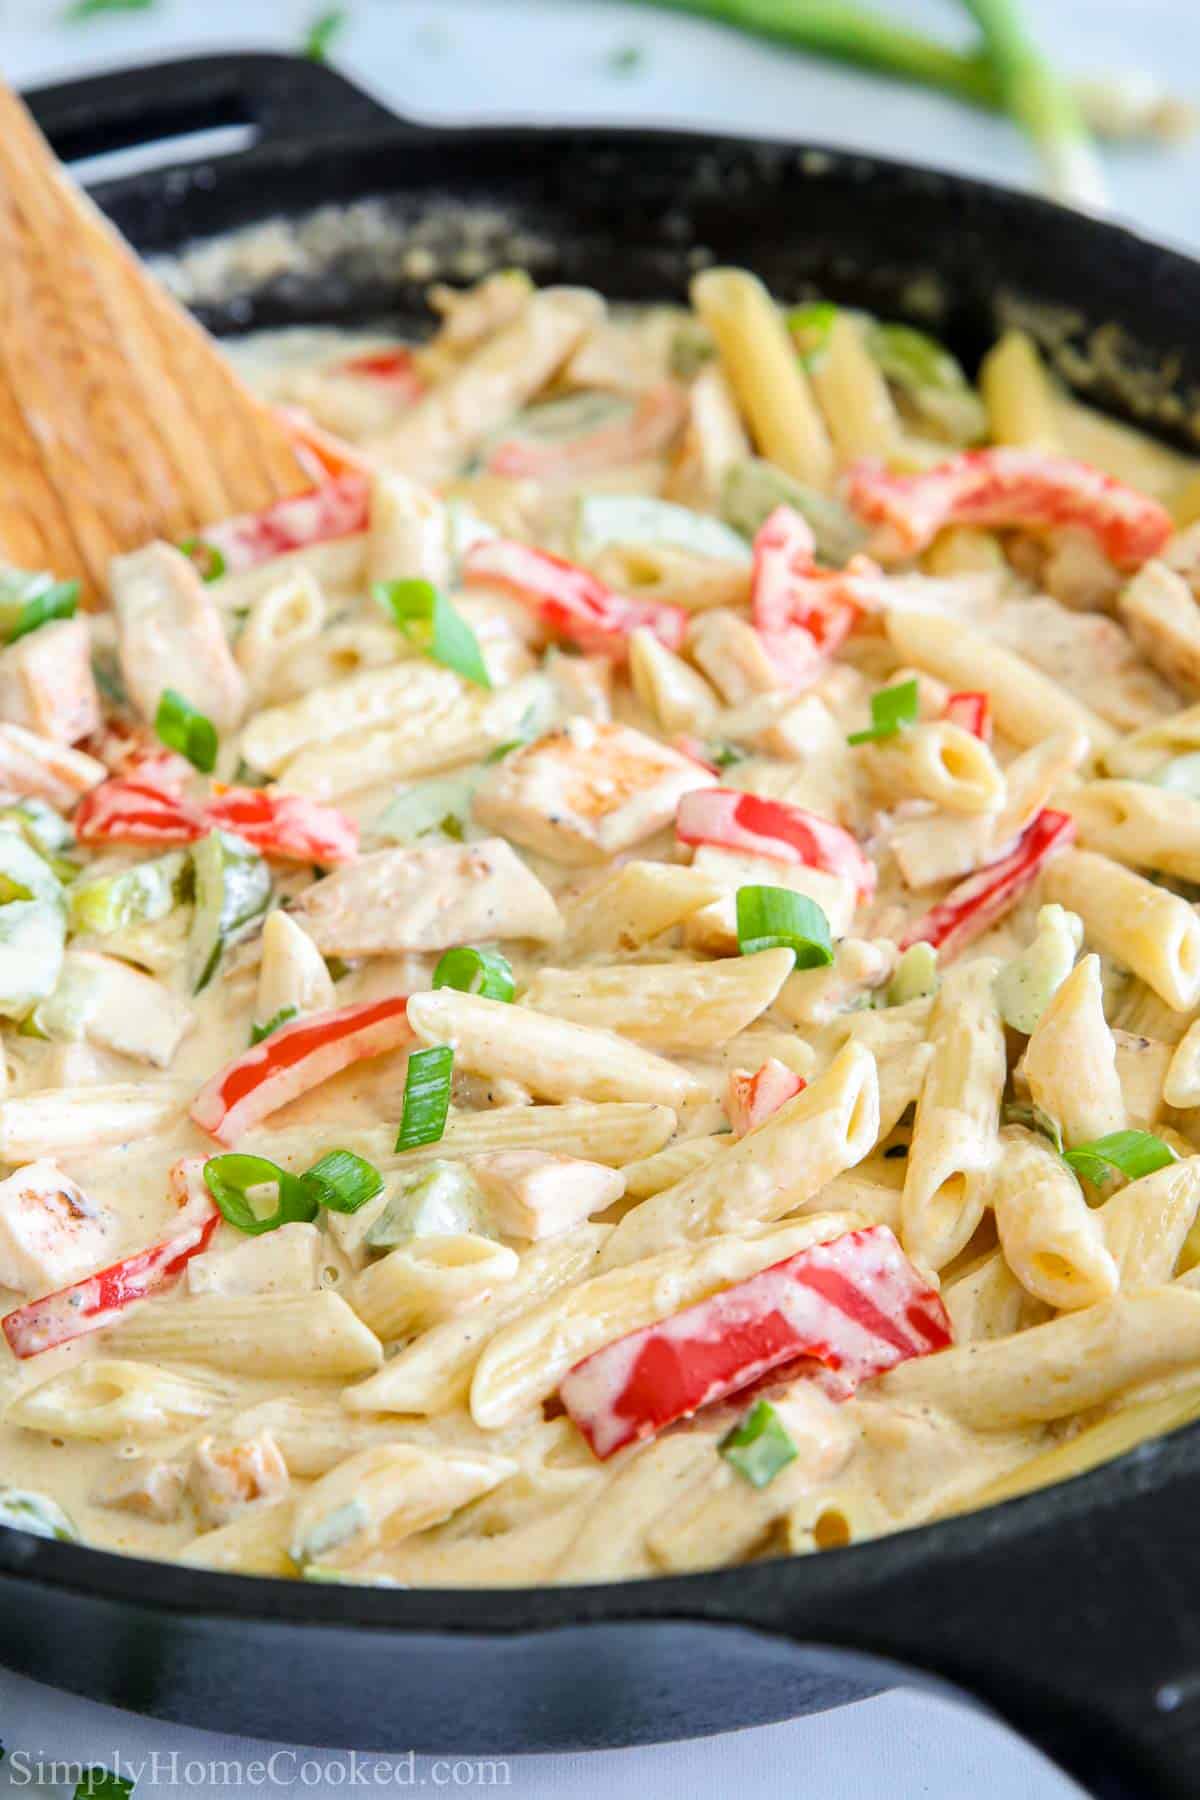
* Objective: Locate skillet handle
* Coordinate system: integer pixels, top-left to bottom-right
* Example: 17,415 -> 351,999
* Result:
737,1453 -> 1200,1800
23,51 -> 411,167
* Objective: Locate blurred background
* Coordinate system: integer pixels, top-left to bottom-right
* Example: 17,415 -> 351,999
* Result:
1,4 -> 1197,1798
4,0 -> 1199,249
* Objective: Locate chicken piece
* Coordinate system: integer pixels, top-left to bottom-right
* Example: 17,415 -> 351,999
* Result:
470,1150 -> 625,1240
988,595 -> 1176,731
36,950 -> 193,1070
472,720 -> 714,866
682,846 -> 857,955
109,541 -> 248,732
187,1222 -> 321,1298
187,1431 -> 290,1529
0,723 -> 106,809
94,1458 -> 186,1523
291,839 -> 562,955
1118,560 -> 1200,694
545,648 -> 613,722
687,610 -> 784,705
0,1160 -> 116,1296
1041,527 -> 1123,614
0,619 -> 100,745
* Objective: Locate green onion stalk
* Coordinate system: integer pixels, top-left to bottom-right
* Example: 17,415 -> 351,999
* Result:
960,0 -> 1107,210
627,0 -> 1188,207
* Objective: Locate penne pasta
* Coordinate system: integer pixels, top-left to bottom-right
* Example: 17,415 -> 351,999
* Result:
885,610 -> 1117,754
405,987 -> 702,1107
1021,954 -> 1125,1147
1044,847 -> 1200,1011
470,1211 -> 862,1428
901,958 -> 1005,1271
597,1040 -> 879,1268
690,269 -> 834,488
517,948 -> 794,1047
343,1226 -> 608,1415
107,1294 -> 384,1379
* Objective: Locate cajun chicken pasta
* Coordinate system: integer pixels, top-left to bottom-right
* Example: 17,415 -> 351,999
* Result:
3,267 -> 1200,1584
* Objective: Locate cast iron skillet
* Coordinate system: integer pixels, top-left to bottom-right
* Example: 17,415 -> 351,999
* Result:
3,52 -> 1200,1799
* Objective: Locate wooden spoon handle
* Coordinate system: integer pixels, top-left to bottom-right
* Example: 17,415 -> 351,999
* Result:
0,81 -> 309,599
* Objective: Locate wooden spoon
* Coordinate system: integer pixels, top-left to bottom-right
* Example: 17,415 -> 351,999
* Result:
0,78 -> 311,600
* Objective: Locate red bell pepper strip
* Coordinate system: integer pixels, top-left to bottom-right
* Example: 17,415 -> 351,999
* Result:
74,777 -> 208,847
676,786 -> 877,902
560,1223 -> 952,1458
74,778 -> 359,864
846,449 -> 1173,570
751,504 -> 885,653
181,472 -> 371,578
727,1060 -> 806,1138
943,690 -> 992,743
462,539 -> 688,656
1,1159 -> 219,1359
900,807 -> 1076,961
485,382 -> 687,480
332,347 -> 424,405
190,995 -> 413,1147
206,787 -> 359,866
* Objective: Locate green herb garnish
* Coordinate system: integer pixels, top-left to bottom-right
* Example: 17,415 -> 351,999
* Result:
1062,1129 -> 1176,1187
374,579 -> 491,690
155,688 -> 218,774
395,1044 -> 454,1152
433,946 -> 515,1003
719,1400 -> 798,1488
736,886 -> 833,969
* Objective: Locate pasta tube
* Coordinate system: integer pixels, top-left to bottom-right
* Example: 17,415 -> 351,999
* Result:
405,987 -> 702,1107
1022,953 -> 1125,1147
691,269 -> 834,488
597,1040 -> 879,1269
518,948 -> 794,1048
885,610 -> 1116,753
901,957 -> 1005,1271
1044,848 -> 1200,1011
880,1288 -> 1200,1429
469,1211 -> 861,1428
989,1127 -> 1118,1310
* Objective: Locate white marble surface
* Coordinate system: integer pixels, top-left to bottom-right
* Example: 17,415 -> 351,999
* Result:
0,2 -> 1196,1795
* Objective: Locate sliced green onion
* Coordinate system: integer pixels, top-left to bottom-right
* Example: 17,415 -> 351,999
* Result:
719,1400 -> 798,1489
395,1044 -> 454,1151
1003,1100 -> 1064,1153
72,1771 -> 134,1800
251,1004 -> 298,1046
7,579 -> 78,645
787,301 -> 838,368
302,1149 -> 384,1215
867,322 -> 969,395
0,1485 -> 78,1541
433,946 -> 515,1002
736,887 -> 833,969
707,741 -> 745,771
374,579 -> 491,690
303,6 -> 346,61
203,1153 -> 319,1237
847,677 -> 921,745
155,687 -> 218,774
1063,1130 -> 1176,1187
424,812 -> 465,843
179,536 -> 227,582
485,702 -> 544,763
